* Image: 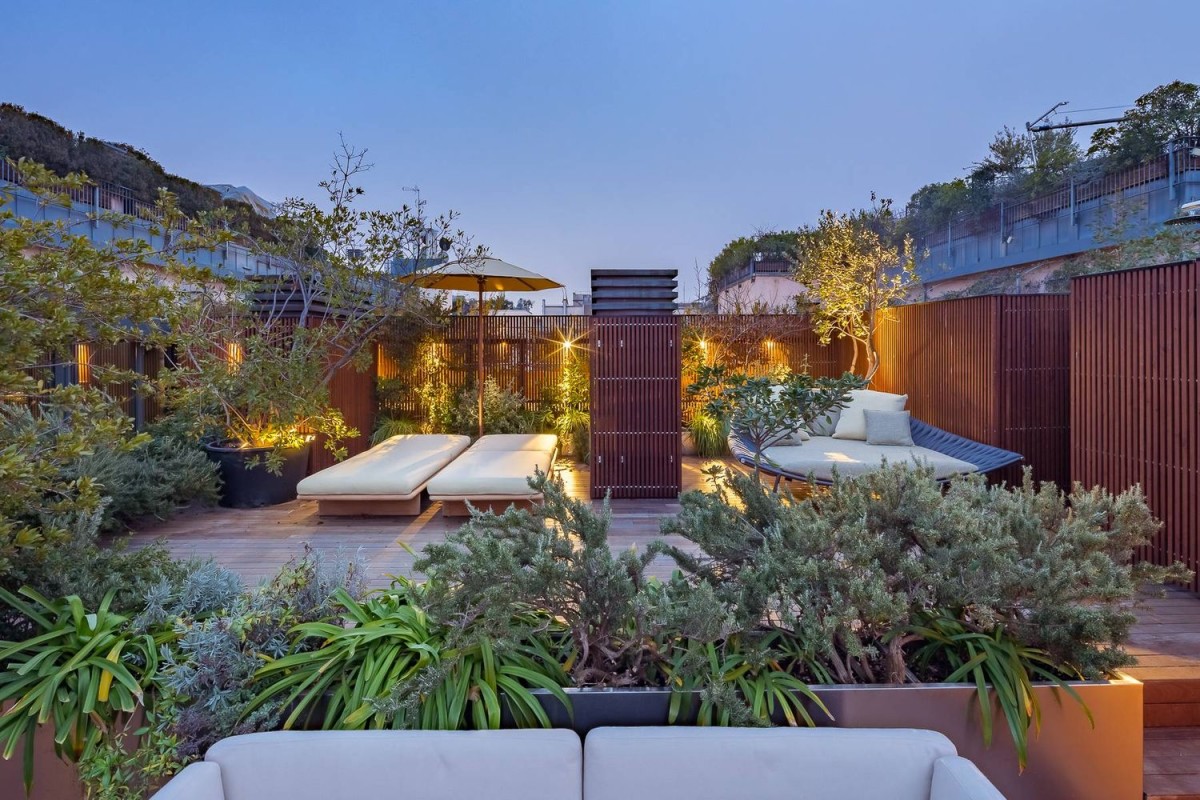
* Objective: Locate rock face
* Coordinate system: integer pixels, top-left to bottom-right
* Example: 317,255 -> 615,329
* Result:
207,183 -> 278,218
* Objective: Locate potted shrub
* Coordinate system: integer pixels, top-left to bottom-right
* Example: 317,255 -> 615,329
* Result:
166,142 -> 482,507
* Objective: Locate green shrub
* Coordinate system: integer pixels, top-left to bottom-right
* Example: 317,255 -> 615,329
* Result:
371,416 -> 420,444
687,412 -> 729,457
448,378 -> 534,437
68,420 -> 220,534
3,507 -> 184,633
547,347 -> 589,461
248,580 -> 569,731
0,587 -> 173,793
655,463 -> 1190,768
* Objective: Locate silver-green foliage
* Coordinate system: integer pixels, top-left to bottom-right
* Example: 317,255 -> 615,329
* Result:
448,378 -> 534,437
659,464 -> 1187,683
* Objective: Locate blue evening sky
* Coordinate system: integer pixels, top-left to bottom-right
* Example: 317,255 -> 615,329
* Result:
5,1 -> 1192,301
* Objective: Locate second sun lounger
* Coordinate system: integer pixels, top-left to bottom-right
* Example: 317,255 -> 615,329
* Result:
427,433 -> 558,517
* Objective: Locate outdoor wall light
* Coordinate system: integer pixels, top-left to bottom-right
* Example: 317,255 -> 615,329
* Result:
75,343 -> 91,385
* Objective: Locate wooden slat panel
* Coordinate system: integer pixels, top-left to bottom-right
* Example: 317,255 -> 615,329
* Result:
1071,259 -> 1200,592
874,295 -> 1071,488
590,316 -> 681,498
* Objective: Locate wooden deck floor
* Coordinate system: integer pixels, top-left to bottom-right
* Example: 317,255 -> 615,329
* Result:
126,457 -> 737,585
125,457 -> 1200,799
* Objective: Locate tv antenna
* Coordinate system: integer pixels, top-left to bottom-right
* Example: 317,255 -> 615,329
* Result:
1026,101 -> 1126,132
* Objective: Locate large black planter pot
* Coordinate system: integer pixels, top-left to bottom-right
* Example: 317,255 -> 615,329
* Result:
205,441 -> 312,508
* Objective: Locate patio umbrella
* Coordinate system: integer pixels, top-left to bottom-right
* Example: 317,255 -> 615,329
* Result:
402,257 -> 563,437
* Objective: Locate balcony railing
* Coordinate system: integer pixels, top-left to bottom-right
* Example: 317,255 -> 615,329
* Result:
714,257 -> 794,292
0,158 -> 186,230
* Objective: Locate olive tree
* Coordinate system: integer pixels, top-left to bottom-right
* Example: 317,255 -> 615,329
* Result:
792,196 -> 916,382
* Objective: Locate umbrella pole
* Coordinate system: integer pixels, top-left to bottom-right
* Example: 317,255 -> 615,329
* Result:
477,279 -> 484,439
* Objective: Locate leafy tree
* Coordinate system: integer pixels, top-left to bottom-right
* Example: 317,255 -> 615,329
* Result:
689,365 -> 862,473
1089,80 -> 1200,167
971,126 -> 1081,197
793,196 -> 916,381
165,141 -> 484,467
0,160 -> 217,581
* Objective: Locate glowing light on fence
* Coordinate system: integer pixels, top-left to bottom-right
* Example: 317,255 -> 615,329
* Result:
227,341 -> 243,367
75,343 -> 91,385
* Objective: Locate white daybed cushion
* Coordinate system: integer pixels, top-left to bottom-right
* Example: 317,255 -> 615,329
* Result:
427,447 -> 554,499
832,389 -> 908,441
203,730 -> 581,800
762,436 -> 975,482
467,433 -> 558,453
584,727 -> 961,800
296,434 -> 471,500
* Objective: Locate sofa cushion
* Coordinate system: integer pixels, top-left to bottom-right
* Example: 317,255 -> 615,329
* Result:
426,447 -> 554,499
931,755 -> 1007,800
865,409 -> 915,446
806,404 -> 842,437
583,727 -> 957,800
296,434 -> 471,499
204,730 -> 581,800
762,436 -> 975,482
150,762 -> 224,800
832,389 -> 908,440
468,433 -> 558,452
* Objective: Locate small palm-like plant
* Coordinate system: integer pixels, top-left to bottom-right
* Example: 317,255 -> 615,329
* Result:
0,587 -> 170,792
247,580 -> 569,731
665,633 -> 830,728
904,613 -> 1092,771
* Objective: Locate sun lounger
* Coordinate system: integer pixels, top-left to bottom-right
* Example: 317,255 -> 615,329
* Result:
296,434 -> 472,516
427,433 -> 558,517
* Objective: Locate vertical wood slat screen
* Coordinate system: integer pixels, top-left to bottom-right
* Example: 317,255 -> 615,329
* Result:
376,314 -> 848,423
873,295 -> 1071,488
590,317 -> 681,498
1071,260 -> 1200,591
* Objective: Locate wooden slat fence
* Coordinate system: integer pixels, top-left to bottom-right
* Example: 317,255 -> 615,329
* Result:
376,313 -> 850,425
1071,260 -> 1200,591
873,295 -> 1071,488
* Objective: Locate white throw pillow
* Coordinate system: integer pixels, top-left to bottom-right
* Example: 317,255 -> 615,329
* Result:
832,389 -> 908,441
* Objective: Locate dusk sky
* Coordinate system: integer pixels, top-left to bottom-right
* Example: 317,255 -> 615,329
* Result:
7,1 -> 1192,302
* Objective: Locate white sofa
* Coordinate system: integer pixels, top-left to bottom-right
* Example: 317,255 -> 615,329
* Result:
296,434 -> 471,515
151,727 -> 1005,800
585,727 -> 1005,800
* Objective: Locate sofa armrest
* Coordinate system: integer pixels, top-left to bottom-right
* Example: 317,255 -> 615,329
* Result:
150,762 -> 224,800
931,755 -> 1006,800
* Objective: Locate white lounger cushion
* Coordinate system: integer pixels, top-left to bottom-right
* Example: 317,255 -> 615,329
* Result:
584,727 -> 965,800
427,447 -> 553,499
763,435 -> 975,482
202,730 -> 581,800
296,434 -> 471,500
467,433 -> 558,452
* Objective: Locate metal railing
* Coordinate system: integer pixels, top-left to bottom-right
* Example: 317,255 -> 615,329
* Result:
908,140 -> 1200,251
714,257 -> 793,292
0,158 -> 186,229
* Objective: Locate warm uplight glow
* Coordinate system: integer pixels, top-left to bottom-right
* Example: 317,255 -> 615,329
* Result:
698,338 -> 708,350
562,339 -> 573,351
227,341 -> 244,367
75,343 -> 91,385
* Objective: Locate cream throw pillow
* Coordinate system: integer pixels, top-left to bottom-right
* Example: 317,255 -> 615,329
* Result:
832,389 -> 908,441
